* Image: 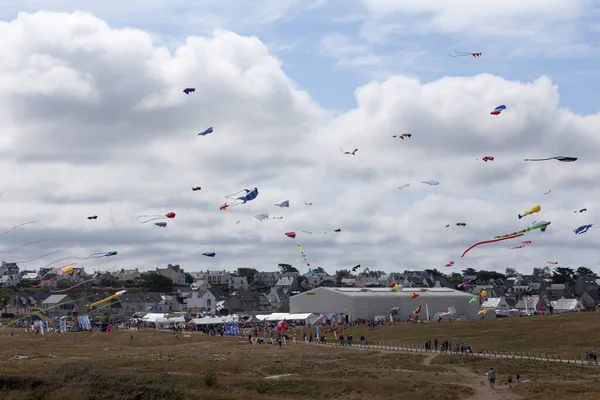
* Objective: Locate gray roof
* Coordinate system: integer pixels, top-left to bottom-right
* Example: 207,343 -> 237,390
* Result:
42,294 -> 70,304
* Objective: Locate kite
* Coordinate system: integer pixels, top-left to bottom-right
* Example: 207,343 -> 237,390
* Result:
340,148 -> 358,155
274,200 -> 290,208
445,224 -> 450,228
462,221 -> 551,257
198,127 -> 213,136
398,183 -> 410,190
445,261 -> 454,267
192,186 -> 201,191
285,232 -> 296,238
302,230 -> 312,234
87,216 -> 98,220
89,290 -> 127,310
448,50 -> 482,57
0,220 -> 38,237
392,283 -> 402,292
0,237 -> 51,254
298,243 -> 310,268
458,279 -> 477,289
255,213 -> 269,221
272,216 -> 283,220
137,212 -> 176,223
32,264 -> 77,288
469,296 -> 478,303
393,133 -> 412,139
480,156 -> 494,162
413,306 -> 422,314
304,202 -> 313,206
422,180 -> 439,185
574,224 -> 596,234
575,208 -> 587,213
334,229 -> 341,232
224,187 -> 258,207
87,251 -> 118,259
220,203 -> 228,211
155,222 -> 167,227
456,222 -> 466,227
490,105 -> 506,115
202,252 -> 216,257
544,190 -> 552,195
478,308 -> 489,315
478,290 -> 487,297
524,156 -> 577,162
409,293 -> 419,299
518,205 -> 541,219
352,265 -> 361,272
183,88 -> 195,95
546,261 -> 558,265
509,240 -> 532,249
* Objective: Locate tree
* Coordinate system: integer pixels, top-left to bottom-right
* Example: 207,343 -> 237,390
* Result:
575,266 -> 596,278
425,269 -> 443,276
462,268 -> 477,277
185,273 -> 194,284
533,267 -> 551,280
476,270 -> 506,281
312,267 -> 325,274
278,264 -> 298,273
335,270 -> 350,278
237,268 -> 259,284
505,268 -> 518,278
551,267 -> 575,284
142,272 -> 174,292
448,273 -> 463,286
17,279 -> 37,288
56,279 -> 74,289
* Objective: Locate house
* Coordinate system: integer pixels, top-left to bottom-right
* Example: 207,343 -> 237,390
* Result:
480,297 -> 511,312
191,279 -> 211,291
341,278 -> 356,286
575,278 -> 599,296
156,264 -> 186,286
515,295 -> 551,314
550,298 -> 585,314
227,290 -> 262,311
159,295 -> 182,312
546,283 -> 571,301
180,288 -> 217,314
275,277 -> 296,292
95,272 -> 117,286
196,270 -> 231,286
357,277 -> 380,287
0,262 -> 20,287
113,268 -> 142,282
229,276 -> 249,292
41,294 -> 75,318
119,293 -> 163,315
267,286 -> 290,309
2,294 -> 40,316
580,291 -> 600,309
303,271 -> 322,288
254,271 -> 281,287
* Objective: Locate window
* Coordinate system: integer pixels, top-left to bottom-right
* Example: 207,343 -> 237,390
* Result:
207,299 -> 211,307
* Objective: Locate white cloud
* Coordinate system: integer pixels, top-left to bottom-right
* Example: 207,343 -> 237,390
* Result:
1,11 -> 600,276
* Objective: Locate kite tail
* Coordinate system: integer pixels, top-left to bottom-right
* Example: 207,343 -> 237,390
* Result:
0,220 -> 38,238
12,249 -> 61,263
0,237 -> 51,254
462,234 -> 523,257
225,189 -> 247,199
137,215 -> 164,223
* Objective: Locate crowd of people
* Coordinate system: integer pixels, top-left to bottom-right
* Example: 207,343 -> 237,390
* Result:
424,338 -> 473,354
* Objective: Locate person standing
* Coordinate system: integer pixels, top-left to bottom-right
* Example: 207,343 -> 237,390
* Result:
488,368 -> 496,389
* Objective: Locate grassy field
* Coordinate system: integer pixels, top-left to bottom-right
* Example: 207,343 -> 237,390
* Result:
0,321 -> 599,400
317,312 -> 600,359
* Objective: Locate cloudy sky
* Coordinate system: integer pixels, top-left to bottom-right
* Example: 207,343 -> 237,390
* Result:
1,1 -> 599,276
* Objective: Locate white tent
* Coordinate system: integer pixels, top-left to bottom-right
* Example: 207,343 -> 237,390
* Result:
142,313 -> 166,323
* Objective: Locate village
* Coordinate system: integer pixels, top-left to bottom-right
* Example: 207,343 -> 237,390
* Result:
1,261 -> 599,321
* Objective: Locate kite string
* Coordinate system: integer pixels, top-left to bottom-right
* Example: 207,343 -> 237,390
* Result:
0,220 -> 38,238
0,237 -> 51,253
11,249 -> 61,263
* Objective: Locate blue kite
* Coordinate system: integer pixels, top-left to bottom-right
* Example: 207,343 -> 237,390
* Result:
224,187 -> 259,207
574,224 -> 595,234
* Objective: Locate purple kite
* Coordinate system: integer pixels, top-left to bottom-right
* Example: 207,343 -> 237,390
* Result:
183,88 -> 195,95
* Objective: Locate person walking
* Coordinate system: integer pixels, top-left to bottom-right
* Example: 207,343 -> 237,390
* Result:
508,375 -> 513,388
488,368 -> 496,389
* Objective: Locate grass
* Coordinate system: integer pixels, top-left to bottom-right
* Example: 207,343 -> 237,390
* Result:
1,313 -> 600,399
317,312 -> 600,358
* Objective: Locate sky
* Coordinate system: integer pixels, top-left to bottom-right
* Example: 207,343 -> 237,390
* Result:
0,1 -> 599,275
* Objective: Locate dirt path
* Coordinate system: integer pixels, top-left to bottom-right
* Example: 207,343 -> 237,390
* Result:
422,353 -> 438,366
451,366 -> 520,400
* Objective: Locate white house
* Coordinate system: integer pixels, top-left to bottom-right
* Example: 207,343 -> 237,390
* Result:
182,289 -> 217,314
229,276 -> 249,292
550,298 -> 585,314
480,297 -> 510,312
194,270 -> 231,285
156,264 -> 186,286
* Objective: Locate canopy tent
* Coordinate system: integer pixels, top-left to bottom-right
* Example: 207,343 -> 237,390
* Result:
141,313 -> 166,323
156,316 -> 186,323
191,315 -> 239,325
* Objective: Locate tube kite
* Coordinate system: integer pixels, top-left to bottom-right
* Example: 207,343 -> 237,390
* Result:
89,290 -> 127,310
0,237 -> 51,254
298,243 -> 310,268
224,187 -> 258,207
448,50 -> 482,57
509,240 -> 532,249
518,205 -> 541,219
422,180 -> 439,185
398,183 -> 410,190
137,212 -> 176,223
0,220 -> 38,237
574,224 -> 595,234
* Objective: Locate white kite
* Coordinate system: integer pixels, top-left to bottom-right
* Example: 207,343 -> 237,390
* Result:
397,183 -> 410,190
255,213 -> 269,222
